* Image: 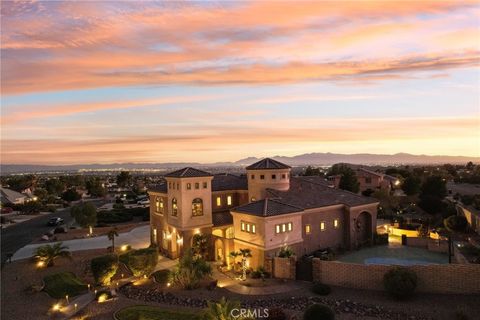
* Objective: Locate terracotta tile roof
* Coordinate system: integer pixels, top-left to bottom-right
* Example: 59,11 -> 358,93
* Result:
246,158 -> 291,170
165,167 -> 213,178
212,210 -> 233,226
233,198 -> 303,217
212,174 -> 248,191
267,177 -> 378,209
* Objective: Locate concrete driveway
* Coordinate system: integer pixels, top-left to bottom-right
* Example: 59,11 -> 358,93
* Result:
11,225 -> 150,261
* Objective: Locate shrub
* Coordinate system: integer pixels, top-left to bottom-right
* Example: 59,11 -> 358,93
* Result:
278,246 -> 294,258
374,233 -> 389,245
311,282 -> 331,295
91,254 -> 119,285
171,251 -> 212,289
54,227 -> 67,234
251,266 -> 270,279
383,267 -> 417,300
95,289 -> 113,301
268,308 -> 287,320
303,304 -> 335,320
97,209 -> 133,223
43,272 -> 87,299
119,247 -> 158,276
151,269 -> 170,286
444,215 -> 468,232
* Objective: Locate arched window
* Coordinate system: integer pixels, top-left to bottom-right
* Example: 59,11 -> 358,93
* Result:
172,198 -> 178,216
155,197 -> 164,214
192,198 -> 203,216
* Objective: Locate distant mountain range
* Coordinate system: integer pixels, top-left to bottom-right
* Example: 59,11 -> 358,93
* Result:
1,152 -> 478,174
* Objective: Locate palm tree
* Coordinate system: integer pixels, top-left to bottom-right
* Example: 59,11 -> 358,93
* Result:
34,242 -> 71,267
229,251 -> 240,271
238,248 -> 252,281
202,297 -> 240,320
107,228 -> 119,252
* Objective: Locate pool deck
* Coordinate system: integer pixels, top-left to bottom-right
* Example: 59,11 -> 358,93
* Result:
337,243 -> 448,265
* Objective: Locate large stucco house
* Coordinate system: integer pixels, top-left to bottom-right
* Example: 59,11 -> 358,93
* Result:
149,158 -> 378,268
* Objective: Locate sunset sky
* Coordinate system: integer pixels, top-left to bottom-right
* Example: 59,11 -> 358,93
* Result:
1,1 -> 479,165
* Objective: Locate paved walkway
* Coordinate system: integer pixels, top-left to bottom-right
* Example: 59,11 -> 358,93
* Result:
55,291 -> 95,319
12,225 -> 150,261
211,266 -> 305,295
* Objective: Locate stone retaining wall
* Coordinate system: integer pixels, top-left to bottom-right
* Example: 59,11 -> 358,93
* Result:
313,258 -> 480,294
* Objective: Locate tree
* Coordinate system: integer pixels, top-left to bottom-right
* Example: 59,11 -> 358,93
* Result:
236,248 -> 252,281
418,195 -> 444,215
45,178 -> 66,196
86,178 -> 106,197
302,166 -> 323,176
107,228 -> 119,252
62,188 -> 81,202
116,171 -> 132,187
192,233 -> 209,258
70,202 -> 97,228
401,176 -> 421,196
7,175 -> 35,192
202,297 -> 240,320
34,242 -> 71,267
33,188 -> 48,201
420,176 -> 447,199
328,164 -> 359,193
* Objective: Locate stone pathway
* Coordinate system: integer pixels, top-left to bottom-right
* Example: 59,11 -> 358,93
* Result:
12,225 -> 150,261
57,292 -> 95,319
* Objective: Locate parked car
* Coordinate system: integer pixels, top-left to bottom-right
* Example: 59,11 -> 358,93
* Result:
47,217 -> 64,226
137,199 -> 150,206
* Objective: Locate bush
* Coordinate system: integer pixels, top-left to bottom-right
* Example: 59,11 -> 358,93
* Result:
303,304 -> 335,320
119,247 -> 158,276
54,227 -> 67,234
171,251 -> 212,290
278,246 -> 294,258
268,308 -> 287,320
374,233 -> 389,245
95,289 -> 113,301
43,272 -> 87,299
311,282 -> 331,295
250,266 -> 270,279
113,203 -> 125,210
444,215 -> 468,232
151,269 -> 170,286
383,267 -> 417,300
91,254 -> 119,285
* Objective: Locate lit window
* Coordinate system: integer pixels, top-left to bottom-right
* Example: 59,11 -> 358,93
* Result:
287,222 -> 292,231
241,221 -> 256,234
227,195 -> 232,206
282,224 -> 286,232
260,175 -> 265,180
251,174 -> 255,179
272,174 -> 276,179
276,225 -> 280,233
172,198 -> 178,216
216,197 -> 222,206
162,230 -> 168,249
195,183 -> 199,189
155,197 -> 164,213
320,221 -> 326,231
334,219 -> 339,228
251,197 -> 256,202
187,183 -> 191,190
203,182 -> 207,189
192,198 -> 203,216
282,174 -> 286,179
305,224 -> 311,234
225,227 -> 234,238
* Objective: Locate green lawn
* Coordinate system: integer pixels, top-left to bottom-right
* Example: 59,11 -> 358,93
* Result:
115,306 -> 200,320
43,272 -> 88,299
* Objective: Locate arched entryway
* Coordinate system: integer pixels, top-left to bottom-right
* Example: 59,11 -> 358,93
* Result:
355,211 -> 372,246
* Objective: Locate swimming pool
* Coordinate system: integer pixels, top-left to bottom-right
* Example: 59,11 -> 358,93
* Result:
337,244 -> 448,265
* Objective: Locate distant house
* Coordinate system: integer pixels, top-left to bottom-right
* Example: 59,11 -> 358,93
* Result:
148,158 -> 378,268
0,187 -> 28,205
327,168 -> 401,194
456,203 -> 480,235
